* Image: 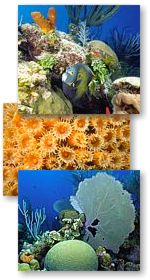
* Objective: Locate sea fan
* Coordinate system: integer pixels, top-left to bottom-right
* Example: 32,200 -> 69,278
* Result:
70,172 -> 135,253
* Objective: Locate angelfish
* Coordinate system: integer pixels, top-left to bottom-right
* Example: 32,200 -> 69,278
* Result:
62,63 -> 94,104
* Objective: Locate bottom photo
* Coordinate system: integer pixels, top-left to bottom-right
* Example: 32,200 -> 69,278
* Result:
18,170 -> 140,271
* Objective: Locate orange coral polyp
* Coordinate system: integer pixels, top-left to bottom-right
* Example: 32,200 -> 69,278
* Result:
39,133 -> 57,155
18,133 -> 37,150
53,121 -> 72,140
3,103 -> 130,195
73,117 -> 89,131
23,151 -> 43,169
88,134 -> 104,150
68,131 -> 87,148
58,147 -> 75,163
12,111 -> 23,127
24,118 -> 44,137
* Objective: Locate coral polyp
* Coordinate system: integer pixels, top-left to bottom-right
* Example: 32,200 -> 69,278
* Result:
53,121 -> 72,140
58,147 -> 75,164
23,150 -> 43,170
39,132 -> 57,156
68,131 -> 87,148
88,134 -> 104,150
3,103 -> 130,195
73,116 -> 89,131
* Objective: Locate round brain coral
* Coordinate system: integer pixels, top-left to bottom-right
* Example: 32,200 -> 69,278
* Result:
44,240 -> 98,271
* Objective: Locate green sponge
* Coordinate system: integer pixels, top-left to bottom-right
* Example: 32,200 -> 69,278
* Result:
44,240 -> 98,271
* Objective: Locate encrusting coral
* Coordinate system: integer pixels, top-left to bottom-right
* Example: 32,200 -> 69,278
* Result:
3,103 -> 130,196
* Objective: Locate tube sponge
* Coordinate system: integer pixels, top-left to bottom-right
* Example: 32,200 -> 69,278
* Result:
44,240 -> 98,271
70,172 -> 135,253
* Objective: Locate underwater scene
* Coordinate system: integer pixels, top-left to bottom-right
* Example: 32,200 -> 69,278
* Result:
18,5 -> 140,115
3,104 -> 130,196
18,170 -> 140,271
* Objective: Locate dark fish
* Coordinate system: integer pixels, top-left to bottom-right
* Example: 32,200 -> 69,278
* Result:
62,63 -> 93,104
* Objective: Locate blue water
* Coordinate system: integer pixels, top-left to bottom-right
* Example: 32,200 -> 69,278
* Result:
18,170 -> 140,232
18,5 -> 140,39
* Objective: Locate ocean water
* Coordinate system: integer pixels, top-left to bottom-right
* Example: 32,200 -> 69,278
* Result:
18,170 -> 140,231
18,5 -> 140,39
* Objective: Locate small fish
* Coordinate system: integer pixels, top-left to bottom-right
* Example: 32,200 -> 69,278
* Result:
62,63 -> 93,104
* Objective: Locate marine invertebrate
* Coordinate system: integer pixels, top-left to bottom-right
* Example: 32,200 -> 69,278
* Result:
18,199 -> 46,240
37,53 -> 57,71
77,20 -> 90,47
107,28 -> 140,68
39,132 -> 57,155
112,77 -> 140,114
70,173 -> 135,253
31,7 -> 56,33
87,40 -> 119,70
18,263 -> 31,271
44,240 -> 98,271
53,120 -> 72,140
66,5 -> 119,27
88,134 -> 104,150
58,147 -> 75,164
68,131 -> 87,148
3,104 -> 130,195
73,116 -> 89,131
22,150 -> 43,169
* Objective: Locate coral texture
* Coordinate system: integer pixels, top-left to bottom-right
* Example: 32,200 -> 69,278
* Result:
44,240 -> 98,271
3,104 -> 130,196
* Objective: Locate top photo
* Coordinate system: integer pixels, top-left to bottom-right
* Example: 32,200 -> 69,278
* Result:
18,5 -> 140,115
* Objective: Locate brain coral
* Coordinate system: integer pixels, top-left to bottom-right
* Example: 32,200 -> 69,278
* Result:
44,240 -> 98,271
70,172 -> 135,253
3,104 -> 130,196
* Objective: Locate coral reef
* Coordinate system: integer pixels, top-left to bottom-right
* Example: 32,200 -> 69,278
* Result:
18,171 -> 140,271
3,104 -> 130,195
18,6 -> 140,114
44,240 -> 98,271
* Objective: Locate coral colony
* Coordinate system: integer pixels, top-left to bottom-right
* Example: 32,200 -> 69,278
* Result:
18,171 -> 140,271
18,6 -> 140,114
3,104 -> 130,195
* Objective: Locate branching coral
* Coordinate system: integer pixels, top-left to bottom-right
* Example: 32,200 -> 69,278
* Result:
3,103 -> 130,196
18,199 -> 46,240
